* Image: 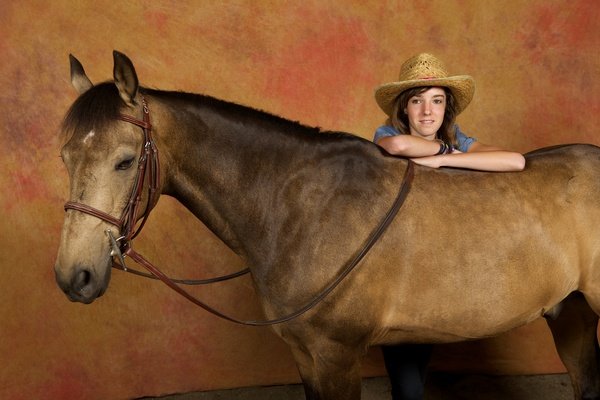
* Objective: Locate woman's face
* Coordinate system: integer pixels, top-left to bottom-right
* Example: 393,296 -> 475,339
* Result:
404,87 -> 446,140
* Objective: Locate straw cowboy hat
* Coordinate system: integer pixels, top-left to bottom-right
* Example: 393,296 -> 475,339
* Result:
374,53 -> 475,117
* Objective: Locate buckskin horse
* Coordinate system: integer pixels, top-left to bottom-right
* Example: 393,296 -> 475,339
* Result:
54,51 -> 600,399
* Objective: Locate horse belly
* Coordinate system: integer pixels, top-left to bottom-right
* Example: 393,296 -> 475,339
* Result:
375,272 -> 573,344
370,211 -> 582,343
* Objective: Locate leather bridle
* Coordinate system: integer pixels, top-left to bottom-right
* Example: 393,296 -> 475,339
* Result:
64,97 -> 160,266
62,97 -> 415,326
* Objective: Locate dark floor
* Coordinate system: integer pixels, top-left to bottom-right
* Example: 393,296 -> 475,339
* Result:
144,373 -> 573,399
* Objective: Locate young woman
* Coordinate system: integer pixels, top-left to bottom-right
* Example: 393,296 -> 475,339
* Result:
374,53 -> 525,171
373,53 -> 525,400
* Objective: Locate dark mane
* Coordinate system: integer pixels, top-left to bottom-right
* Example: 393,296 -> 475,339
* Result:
61,83 -> 363,144
143,88 -> 361,143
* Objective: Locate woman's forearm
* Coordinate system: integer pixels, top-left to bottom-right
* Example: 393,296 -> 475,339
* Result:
377,135 -> 525,172
412,151 -> 526,171
377,135 -> 442,157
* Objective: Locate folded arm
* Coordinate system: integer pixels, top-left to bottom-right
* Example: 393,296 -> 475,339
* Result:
376,134 -> 443,157
376,136 -> 525,172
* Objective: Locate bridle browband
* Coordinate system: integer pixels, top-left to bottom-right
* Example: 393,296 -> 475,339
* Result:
63,97 -> 415,326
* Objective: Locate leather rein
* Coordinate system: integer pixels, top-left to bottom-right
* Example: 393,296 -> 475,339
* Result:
63,97 -> 415,326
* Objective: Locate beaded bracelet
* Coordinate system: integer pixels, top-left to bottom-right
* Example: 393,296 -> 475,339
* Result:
435,140 -> 450,155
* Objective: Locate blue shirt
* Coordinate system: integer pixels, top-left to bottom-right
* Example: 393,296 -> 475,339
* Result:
373,125 -> 476,153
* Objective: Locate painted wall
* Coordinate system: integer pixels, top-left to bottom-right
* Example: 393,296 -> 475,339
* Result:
1,1 -> 598,399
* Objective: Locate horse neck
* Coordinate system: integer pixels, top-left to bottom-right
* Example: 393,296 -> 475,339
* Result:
149,91 -> 396,273
150,92 -> 323,257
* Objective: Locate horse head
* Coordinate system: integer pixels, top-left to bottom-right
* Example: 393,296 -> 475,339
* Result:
54,51 -> 159,303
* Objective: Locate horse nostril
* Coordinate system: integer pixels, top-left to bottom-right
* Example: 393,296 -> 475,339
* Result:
72,269 -> 93,294
56,264 -> 104,303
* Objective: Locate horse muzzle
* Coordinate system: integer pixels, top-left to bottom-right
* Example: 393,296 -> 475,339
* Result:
54,264 -> 109,304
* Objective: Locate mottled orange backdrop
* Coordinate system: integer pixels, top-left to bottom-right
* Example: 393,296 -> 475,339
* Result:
1,1 -> 599,399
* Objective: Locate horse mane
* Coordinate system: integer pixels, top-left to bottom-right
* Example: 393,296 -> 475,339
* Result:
61,82 -> 362,144
142,88 -> 360,143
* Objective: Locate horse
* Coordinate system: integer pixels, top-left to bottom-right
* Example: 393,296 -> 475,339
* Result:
54,51 -> 600,400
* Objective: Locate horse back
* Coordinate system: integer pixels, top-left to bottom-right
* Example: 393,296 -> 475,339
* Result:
298,144 -> 600,343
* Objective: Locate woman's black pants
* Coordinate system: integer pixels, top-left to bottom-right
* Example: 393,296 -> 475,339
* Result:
381,344 -> 433,400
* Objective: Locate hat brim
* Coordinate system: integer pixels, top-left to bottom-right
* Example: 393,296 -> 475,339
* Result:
374,75 -> 475,117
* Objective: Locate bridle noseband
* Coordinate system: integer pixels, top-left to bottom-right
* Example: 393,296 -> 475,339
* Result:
64,97 -> 160,270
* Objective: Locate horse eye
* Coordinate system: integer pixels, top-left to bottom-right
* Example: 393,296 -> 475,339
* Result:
116,158 -> 135,171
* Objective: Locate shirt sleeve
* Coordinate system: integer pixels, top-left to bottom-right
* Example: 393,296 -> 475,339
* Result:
454,125 -> 477,152
373,125 -> 399,143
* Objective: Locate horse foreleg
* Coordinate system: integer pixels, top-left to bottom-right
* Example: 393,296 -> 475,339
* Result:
290,341 -> 364,400
546,292 -> 600,400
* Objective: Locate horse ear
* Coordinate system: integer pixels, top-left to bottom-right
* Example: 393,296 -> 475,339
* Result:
113,50 -> 139,107
69,54 -> 93,94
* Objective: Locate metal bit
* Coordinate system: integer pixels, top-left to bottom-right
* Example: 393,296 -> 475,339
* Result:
106,229 -> 128,271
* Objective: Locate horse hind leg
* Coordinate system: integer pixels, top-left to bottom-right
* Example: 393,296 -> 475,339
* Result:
546,292 -> 600,399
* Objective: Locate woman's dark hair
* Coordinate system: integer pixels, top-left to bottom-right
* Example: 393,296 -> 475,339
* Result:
388,86 -> 458,145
